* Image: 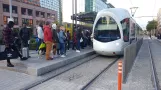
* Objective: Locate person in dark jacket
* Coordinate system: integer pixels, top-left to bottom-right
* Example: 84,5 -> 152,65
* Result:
52,23 -> 59,57
19,23 -> 30,47
2,20 -> 26,67
66,30 -> 70,50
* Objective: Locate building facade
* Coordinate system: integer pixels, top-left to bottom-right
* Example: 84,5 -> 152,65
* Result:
0,0 -> 57,28
85,0 -> 108,12
157,8 -> 161,34
40,0 -> 62,24
14,0 -> 40,6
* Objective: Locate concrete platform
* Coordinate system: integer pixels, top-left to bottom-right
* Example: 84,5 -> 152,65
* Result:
0,47 -> 95,76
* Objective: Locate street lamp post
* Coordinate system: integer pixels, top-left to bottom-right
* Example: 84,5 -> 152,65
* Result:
75,0 -> 77,32
9,0 -> 12,18
72,0 -> 74,37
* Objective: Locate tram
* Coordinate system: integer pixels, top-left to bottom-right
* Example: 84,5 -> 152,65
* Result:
91,8 -> 142,56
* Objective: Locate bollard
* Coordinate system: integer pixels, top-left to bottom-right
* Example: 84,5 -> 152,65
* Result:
118,60 -> 122,90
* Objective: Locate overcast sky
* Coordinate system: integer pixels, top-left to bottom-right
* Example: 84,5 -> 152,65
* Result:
108,0 -> 161,30
63,0 -> 161,30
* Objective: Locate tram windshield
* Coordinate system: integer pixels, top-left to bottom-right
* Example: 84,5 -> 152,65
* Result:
94,16 -> 120,42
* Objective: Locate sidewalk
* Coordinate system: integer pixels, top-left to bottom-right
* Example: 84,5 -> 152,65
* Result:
123,39 -> 154,90
0,47 -> 95,90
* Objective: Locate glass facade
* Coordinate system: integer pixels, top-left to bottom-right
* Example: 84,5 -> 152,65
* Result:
85,0 -> 107,12
40,0 -> 62,24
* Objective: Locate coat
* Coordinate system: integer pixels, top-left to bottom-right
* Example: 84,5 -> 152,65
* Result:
43,25 -> 53,42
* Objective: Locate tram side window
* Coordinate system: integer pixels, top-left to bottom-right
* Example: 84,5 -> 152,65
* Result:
121,18 -> 129,42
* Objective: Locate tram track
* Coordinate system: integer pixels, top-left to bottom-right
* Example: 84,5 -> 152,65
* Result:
148,40 -> 160,90
81,57 -> 119,90
30,56 -> 120,90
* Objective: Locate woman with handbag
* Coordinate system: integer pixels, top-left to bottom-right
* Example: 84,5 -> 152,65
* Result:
2,19 -> 26,67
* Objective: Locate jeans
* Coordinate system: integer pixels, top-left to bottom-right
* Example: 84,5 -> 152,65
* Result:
60,43 -> 65,55
36,38 -> 42,51
76,39 -> 80,50
67,40 -> 70,50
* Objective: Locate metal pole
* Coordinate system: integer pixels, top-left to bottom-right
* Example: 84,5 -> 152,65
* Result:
9,0 -> 12,18
72,0 -> 74,40
75,0 -> 77,32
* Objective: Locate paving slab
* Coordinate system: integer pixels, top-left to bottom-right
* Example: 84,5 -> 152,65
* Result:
0,47 -> 96,90
0,47 -> 95,76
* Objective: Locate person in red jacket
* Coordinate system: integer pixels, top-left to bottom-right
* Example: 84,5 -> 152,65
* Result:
43,21 -> 53,60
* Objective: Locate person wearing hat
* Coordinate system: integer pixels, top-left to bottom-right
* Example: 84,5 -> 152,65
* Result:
2,19 -> 26,67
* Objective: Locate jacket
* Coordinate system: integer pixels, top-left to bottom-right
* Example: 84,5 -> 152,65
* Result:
19,27 -> 30,41
37,26 -> 44,39
52,29 -> 59,43
58,30 -> 65,43
44,25 -> 53,42
2,26 -> 14,46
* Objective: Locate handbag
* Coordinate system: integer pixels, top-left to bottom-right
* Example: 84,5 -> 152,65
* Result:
0,48 -> 19,60
80,38 -> 83,42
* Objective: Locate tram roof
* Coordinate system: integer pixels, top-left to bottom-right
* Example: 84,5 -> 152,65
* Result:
98,8 -> 131,21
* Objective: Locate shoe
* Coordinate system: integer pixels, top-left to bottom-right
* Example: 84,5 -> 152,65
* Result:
7,63 -> 14,67
76,50 -> 80,52
20,57 -> 27,61
46,57 -> 53,60
61,55 -> 66,57
54,55 -> 59,58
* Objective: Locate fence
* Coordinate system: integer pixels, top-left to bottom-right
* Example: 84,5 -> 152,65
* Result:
122,38 -> 143,83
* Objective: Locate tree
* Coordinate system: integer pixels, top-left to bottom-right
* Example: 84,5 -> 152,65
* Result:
146,20 -> 157,31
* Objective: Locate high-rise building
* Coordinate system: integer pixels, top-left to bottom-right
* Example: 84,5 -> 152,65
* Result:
14,0 -> 40,6
0,0 -> 57,27
40,0 -> 62,24
85,0 -> 108,12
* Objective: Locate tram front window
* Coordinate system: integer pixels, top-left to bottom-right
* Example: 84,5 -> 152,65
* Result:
94,16 -> 120,42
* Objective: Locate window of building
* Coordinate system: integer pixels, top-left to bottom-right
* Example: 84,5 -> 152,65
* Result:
3,16 -> 9,25
28,9 -> 33,16
29,19 -> 33,26
3,4 -> 9,12
36,11 -> 39,17
21,8 -> 26,15
13,17 -> 18,25
36,20 -> 39,25
47,13 -> 50,18
41,12 -> 45,18
12,6 -> 17,14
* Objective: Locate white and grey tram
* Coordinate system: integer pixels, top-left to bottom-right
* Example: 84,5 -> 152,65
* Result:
91,8 -> 141,56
